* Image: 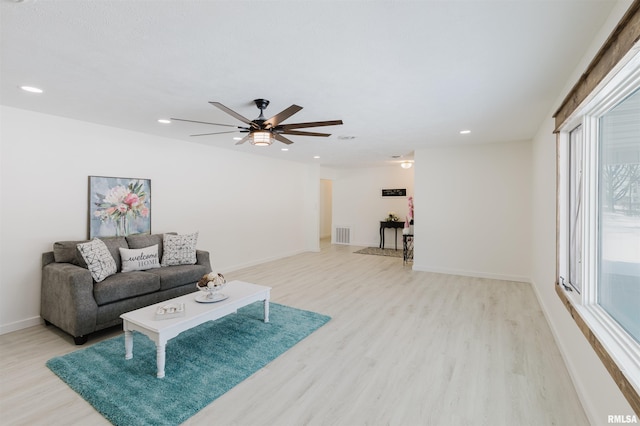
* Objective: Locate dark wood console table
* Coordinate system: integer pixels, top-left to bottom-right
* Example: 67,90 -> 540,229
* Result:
379,221 -> 404,250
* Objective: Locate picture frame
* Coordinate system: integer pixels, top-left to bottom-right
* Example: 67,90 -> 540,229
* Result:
88,176 -> 151,239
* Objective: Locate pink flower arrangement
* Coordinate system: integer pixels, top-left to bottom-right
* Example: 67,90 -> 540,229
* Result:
405,196 -> 414,228
124,193 -> 139,206
93,181 -> 149,232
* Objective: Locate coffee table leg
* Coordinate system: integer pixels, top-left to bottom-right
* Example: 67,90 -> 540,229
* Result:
264,299 -> 269,323
124,329 -> 133,360
155,343 -> 166,378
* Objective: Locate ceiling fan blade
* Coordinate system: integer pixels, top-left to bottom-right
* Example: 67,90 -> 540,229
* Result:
235,134 -> 251,145
281,130 -> 331,137
209,102 -> 254,126
273,133 -> 294,145
278,120 -> 343,130
190,130 -> 239,137
264,105 -> 303,128
170,118 -> 238,128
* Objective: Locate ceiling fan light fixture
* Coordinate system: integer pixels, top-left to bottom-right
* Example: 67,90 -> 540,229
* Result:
251,131 -> 273,146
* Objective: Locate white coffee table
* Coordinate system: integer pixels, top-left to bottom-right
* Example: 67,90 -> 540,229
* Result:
120,280 -> 271,378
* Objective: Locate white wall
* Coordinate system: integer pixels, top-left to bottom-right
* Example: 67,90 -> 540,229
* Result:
330,165 -> 415,247
0,106 -> 318,333
413,141 -> 532,282
528,1 -> 636,422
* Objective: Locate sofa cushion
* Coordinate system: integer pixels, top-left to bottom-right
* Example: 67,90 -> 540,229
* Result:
93,271 -> 161,305
54,237 -> 128,271
77,239 -> 117,283
119,244 -> 161,272
161,232 -> 198,266
53,240 -> 87,266
146,264 -> 208,291
126,233 -> 175,262
97,237 -> 129,272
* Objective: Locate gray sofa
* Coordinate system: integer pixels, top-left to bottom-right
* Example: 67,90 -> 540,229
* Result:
41,233 -> 212,344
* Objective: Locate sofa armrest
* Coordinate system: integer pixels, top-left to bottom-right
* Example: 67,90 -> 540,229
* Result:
41,262 -> 98,338
196,250 -> 212,272
42,251 -> 55,268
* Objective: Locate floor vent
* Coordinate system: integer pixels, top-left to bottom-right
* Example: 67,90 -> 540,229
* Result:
335,226 -> 351,244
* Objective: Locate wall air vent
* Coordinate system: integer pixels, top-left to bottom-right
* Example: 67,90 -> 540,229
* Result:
334,226 -> 351,245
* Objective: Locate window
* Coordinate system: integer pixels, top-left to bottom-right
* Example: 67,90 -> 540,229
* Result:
568,125 -> 583,293
598,88 -> 640,343
557,50 -> 640,403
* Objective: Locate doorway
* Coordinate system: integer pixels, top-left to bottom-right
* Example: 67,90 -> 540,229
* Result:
319,179 -> 333,245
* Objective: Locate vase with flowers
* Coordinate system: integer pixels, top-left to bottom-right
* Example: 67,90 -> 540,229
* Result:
385,212 -> 400,222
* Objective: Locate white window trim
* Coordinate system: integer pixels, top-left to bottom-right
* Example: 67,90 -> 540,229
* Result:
557,46 -> 640,399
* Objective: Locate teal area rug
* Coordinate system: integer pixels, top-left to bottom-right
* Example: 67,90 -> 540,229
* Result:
46,302 -> 330,426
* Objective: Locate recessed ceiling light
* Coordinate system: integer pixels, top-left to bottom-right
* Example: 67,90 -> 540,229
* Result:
281,148 -> 289,151
313,156 -> 320,159
157,119 -> 171,124
19,85 -> 43,93
232,137 -> 243,141
460,130 -> 471,134
338,135 -> 356,140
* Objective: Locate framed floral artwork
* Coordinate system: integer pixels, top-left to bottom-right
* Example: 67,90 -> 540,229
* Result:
88,176 -> 151,238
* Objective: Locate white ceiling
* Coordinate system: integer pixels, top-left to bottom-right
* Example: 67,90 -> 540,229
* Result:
1,0 -> 618,167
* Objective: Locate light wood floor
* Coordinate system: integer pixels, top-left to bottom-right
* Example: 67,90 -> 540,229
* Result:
0,240 -> 588,426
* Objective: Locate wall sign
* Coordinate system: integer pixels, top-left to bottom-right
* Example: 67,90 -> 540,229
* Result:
381,188 -> 406,197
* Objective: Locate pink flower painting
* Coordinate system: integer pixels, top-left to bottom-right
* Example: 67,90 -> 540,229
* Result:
89,176 -> 151,238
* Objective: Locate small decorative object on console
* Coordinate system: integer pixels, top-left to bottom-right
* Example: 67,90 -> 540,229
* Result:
195,272 -> 227,302
385,212 -> 400,222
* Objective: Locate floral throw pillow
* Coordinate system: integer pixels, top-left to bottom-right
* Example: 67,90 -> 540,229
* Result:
161,232 -> 198,266
77,239 -> 117,282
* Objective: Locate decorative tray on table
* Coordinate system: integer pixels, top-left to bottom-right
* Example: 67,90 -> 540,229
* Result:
154,302 -> 185,320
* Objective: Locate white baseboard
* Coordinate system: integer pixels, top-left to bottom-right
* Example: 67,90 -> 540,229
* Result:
412,263 -> 531,283
225,249 -> 309,273
0,316 -> 42,335
531,281 -> 598,425
529,278 -> 597,425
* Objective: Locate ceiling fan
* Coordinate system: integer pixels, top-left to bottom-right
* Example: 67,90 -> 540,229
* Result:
171,99 -> 343,146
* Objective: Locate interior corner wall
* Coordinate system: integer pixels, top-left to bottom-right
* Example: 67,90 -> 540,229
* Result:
0,106 -> 317,333
412,141 -> 532,282
330,166 -> 415,247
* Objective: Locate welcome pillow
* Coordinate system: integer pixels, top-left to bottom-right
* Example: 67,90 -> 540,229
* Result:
76,239 -> 117,283
161,232 -> 198,266
119,244 -> 161,272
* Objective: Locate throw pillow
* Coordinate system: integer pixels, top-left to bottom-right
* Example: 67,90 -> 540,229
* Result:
161,232 -> 198,266
119,244 -> 161,272
76,239 -> 117,282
